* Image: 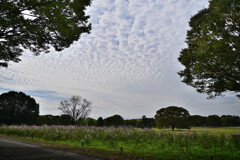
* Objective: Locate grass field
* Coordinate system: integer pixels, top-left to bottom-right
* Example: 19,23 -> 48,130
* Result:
0,125 -> 239,160
174,126 -> 240,135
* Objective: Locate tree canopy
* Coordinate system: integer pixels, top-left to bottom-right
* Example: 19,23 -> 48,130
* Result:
155,106 -> 190,130
0,0 -> 91,67
0,91 -> 39,125
178,0 -> 240,99
97,117 -> 104,127
104,114 -> 124,127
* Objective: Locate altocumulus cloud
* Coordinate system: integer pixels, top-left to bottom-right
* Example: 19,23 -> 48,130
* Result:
0,0 -> 240,118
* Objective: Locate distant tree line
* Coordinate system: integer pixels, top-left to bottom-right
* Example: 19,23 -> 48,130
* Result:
154,106 -> 240,130
35,114 -> 240,128
35,114 -> 156,128
0,91 -> 240,128
189,115 -> 240,127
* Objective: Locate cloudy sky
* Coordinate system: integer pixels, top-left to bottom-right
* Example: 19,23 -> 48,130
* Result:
0,0 -> 239,119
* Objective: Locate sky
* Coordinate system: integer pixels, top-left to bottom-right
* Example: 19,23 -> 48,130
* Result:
0,0 -> 239,119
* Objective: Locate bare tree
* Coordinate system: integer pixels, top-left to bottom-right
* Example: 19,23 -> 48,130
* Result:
58,96 -> 91,123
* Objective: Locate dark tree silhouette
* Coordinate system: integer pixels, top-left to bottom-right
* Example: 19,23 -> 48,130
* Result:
104,114 -> 124,127
124,119 -> 137,127
207,115 -> 222,127
141,115 -> 147,128
189,115 -> 207,127
97,117 -> 104,127
155,106 -> 190,131
0,91 -> 39,125
59,114 -> 72,125
221,115 -> 240,126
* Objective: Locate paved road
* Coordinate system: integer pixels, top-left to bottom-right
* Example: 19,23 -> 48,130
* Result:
0,138 -> 102,160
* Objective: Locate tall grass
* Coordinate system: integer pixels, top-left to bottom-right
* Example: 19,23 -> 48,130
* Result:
0,125 -> 239,160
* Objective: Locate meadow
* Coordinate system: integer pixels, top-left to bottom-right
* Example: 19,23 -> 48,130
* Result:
0,125 -> 239,160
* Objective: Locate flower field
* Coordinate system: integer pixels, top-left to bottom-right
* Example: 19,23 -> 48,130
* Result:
0,125 -> 240,160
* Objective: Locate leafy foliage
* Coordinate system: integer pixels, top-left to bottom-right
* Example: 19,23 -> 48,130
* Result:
189,115 -> 207,126
207,115 -> 222,127
155,106 -> 190,130
0,0 -> 91,67
0,91 -> 39,125
97,117 -> 104,127
124,119 -> 137,127
85,117 -> 97,126
59,114 -> 72,125
221,115 -> 240,126
178,0 -> 240,98
189,115 -> 240,127
36,114 -> 72,125
104,114 -> 124,127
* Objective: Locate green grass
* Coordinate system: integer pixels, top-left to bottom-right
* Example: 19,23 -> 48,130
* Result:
163,126 -> 240,134
0,125 -> 240,160
190,126 -> 240,135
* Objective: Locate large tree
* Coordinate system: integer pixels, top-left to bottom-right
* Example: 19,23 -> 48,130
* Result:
58,95 -> 91,124
0,91 -> 39,125
104,114 -> 124,127
155,106 -> 190,131
178,0 -> 240,99
0,0 -> 91,67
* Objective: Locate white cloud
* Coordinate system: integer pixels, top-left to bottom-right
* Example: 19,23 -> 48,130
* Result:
1,0 -> 239,119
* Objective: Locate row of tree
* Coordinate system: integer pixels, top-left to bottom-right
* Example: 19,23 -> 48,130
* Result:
190,115 -> 240,127
155,106 -> 240,130
36,114 -> 156,128
0,91 -> 240,130
35,113 -> 240,130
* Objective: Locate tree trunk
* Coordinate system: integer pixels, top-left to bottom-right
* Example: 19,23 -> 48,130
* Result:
171,124 -> 175,131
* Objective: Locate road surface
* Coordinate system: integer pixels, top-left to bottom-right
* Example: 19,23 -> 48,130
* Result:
0,138 -> 103,160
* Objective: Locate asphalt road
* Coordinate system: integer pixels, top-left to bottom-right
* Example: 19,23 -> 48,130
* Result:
0,138 -> 102,160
